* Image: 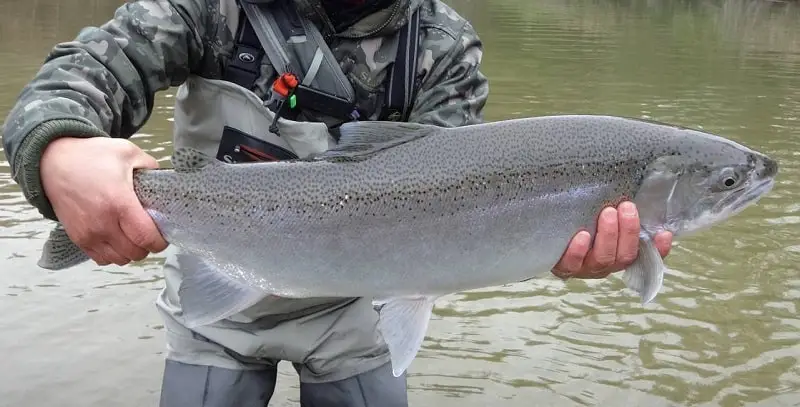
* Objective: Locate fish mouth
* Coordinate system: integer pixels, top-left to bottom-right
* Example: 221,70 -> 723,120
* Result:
737,178 -> 775,206
717,177 -> 775,216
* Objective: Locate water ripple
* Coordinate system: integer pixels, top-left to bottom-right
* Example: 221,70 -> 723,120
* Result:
1,0 -> 800,405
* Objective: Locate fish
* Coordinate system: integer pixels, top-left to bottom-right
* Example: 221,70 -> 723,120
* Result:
37,115 -> 778,377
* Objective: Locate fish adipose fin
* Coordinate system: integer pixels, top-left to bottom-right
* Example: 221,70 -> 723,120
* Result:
38,223 -> 91,270
375,295 -> 438,377
621,237 -> 666,304
176,253 -> 265,328
171,147 -> 225,172
314,121 -> 441,162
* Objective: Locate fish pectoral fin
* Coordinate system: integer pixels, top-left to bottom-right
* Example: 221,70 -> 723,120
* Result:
375,295 -> 438,377
176,253 -> 265,328
621,238 -> 666,305
171,147 -> 225,172
314,121 -> 441,162
38,223 -> 91,270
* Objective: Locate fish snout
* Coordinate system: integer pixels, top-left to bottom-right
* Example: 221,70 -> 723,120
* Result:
758,155 -> 779,179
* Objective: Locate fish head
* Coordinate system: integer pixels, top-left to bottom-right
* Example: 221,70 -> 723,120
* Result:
634,128 -> 778,238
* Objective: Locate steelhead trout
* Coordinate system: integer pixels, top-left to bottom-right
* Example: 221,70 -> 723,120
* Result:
38,115 -> 778,377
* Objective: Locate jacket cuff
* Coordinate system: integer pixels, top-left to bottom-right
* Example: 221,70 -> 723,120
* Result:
14,119 -> 108,221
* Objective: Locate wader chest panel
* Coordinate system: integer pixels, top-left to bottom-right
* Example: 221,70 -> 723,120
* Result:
223,0 -> 420,125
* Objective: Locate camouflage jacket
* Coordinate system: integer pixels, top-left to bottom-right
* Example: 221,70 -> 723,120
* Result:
1,0 -> 489,221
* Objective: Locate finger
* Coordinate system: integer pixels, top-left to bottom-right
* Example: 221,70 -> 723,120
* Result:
119,203 -> 169,253
615,202 -> 641,267
551,270 -> 572,280
113,138 -> 159,169
109,226 -> 150,261
97,242 -> 129,266
88,212 -> 151,262
128,146 -> 160,170
554,230 -> 592,275
654,231 -> 673,258
584,207 -> 618,271
83,247 -> 110,266
63,224 -> 110,266
581,269 -> 614,279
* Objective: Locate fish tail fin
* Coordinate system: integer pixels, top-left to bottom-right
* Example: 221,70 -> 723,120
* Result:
38,224 -> 91,270
621,237 -> 666,304
375,295 -> 438,377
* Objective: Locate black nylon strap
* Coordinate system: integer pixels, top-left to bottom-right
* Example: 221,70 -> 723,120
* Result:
223,10 -> 265,89
383,8 -> 421,122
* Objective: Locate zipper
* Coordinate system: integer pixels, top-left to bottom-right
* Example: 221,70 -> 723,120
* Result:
337,0 -> 402,39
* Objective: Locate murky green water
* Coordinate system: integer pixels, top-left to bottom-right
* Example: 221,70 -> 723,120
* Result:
1,0 -> 799,406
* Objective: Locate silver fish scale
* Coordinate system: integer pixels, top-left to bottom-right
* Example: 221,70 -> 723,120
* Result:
131,115 -> 758,298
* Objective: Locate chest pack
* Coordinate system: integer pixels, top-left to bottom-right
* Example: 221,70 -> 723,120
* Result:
222,0 -> 421,130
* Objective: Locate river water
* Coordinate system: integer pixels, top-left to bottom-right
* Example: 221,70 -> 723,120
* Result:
0,0 -> 798,406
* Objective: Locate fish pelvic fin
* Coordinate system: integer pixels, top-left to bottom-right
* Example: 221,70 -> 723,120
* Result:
375,295 -> 438,377
315,121 -> 442,162
37,223 -> 91,270
176,253 -> 266,328
171,147 -> 224,172
621,236 -> 666,304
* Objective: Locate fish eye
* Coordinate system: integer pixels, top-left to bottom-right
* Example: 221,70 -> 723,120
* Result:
714,167 -> 743,191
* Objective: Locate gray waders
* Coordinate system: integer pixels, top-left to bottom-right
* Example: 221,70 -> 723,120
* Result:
160,359 -> 407,407
156,0 -> 420,405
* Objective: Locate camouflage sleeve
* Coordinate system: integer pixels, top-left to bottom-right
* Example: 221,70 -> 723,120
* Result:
408,18 -> 489,127
1,0 -> 212,221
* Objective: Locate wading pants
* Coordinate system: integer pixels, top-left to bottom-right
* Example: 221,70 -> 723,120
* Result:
159,359 -> 408,407
156,250 -> 409,407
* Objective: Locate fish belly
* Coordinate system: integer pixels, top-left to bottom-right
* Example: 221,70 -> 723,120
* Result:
162,183 -> 608,299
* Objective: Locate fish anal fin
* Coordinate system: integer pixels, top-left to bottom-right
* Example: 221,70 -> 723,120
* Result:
375,295 -> 438,377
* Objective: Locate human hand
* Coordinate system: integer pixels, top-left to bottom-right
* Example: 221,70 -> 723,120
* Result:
551,201 -> 672,280
40,137 -> 169,266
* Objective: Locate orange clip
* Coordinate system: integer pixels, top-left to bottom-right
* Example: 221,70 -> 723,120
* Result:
272,72 -> 299,98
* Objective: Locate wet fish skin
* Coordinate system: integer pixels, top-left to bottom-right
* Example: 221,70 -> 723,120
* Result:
37,115 -> 778,377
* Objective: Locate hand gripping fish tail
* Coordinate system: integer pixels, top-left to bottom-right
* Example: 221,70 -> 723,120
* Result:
36,115 -> 779,377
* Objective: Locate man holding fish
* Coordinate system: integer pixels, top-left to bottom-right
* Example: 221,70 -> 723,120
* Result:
2,0 -> 674,406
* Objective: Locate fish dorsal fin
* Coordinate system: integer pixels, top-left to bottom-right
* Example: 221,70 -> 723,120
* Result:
171,147 -> 224,172
313,121 -> 442,162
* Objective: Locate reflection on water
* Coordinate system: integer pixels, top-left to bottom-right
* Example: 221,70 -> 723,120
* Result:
1,0 -> 799,406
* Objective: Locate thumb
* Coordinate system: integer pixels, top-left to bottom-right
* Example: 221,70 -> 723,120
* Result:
130,150 -> 160,170
118,142 -> 164,251
119,200 -> 169,253
113,138 -> 159,170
